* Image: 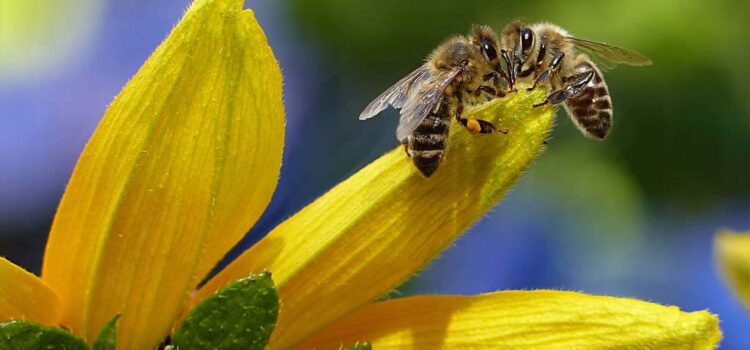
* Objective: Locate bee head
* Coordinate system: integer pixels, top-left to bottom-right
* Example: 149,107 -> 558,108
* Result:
500,20 -> 525,53
470,24 -> 500,68
499,19 -> 534,83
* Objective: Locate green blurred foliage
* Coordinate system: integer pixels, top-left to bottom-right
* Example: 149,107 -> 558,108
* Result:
288,0 -> 750,207
0,0 -> 104,82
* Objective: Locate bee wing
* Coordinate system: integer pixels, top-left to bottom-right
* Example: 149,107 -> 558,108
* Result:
566,36 -> 652,69
395,67 -> 461,142
359,65 -> 431,120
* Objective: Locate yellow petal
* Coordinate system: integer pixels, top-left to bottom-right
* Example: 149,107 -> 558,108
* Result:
40,0 -> 284,348
715,230 -> 750,309
195,87 -> 555,349
0,257 -> 61,326
298,290 -> 722,350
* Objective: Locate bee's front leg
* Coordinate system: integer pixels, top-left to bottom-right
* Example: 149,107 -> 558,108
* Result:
473,85 -> 504,98
527,51 -> 565,92
480,73 -> 508,97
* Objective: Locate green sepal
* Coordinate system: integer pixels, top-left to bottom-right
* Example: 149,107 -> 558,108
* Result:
92,315 -> 120,350
0,320 -> 88,350
171,272 -> 279,350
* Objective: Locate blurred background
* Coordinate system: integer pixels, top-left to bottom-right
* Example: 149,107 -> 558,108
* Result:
1,0 -> 748,347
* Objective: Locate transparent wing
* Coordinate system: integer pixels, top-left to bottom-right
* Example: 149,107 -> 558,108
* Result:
395,68 -> 461,142
566,37 -> 652,68
574,45 -> 619,72
359,65 -> 431,120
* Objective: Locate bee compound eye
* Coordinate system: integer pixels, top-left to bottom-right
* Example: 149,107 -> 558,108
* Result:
481,39 -> 498,60
520,28 -> 534,53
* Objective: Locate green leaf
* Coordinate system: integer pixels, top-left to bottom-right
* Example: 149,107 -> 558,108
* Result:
341,342 -> 372,350
92,315 -> 119,350
0,320 -> 88,350
172,272 -> 279,350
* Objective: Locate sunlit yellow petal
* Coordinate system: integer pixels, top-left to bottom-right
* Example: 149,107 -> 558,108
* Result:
715,230 -> 750,309
196,87 -> 554,349
0,257 -> 61,326
40,0 -> 284,348
298,290 -> 721,350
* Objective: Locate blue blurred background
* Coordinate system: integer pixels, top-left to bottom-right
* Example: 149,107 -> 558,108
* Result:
1,0 -> 748,347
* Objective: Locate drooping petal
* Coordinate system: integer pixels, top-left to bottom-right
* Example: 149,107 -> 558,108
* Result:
715,230 -> 750,309
0,258 -> 61,326
195,87 -> 555,349
40,0 -> 284,348
298,290 -> 721,350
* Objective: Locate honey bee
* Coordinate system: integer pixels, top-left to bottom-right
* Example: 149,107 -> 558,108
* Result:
359,25 -> 509,177
499,20 -> 652,139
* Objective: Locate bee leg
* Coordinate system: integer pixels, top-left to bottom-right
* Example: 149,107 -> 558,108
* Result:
473,85 -> 505,98
527,52 -> 565,91
459,117 -> 506,134
481,73 -> 508,97
527,70 -> 551,92
492,74 -> 508,97
455,92 -> 479,133
454,93 -> 504,134
517,65 -> 535,79
533,70 -> 594,108
473,85 -> 494,96
403,142 -> 411,158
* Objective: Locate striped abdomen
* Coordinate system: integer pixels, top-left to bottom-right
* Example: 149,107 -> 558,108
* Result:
563,58 -> 613,139
406,101 -> 451,177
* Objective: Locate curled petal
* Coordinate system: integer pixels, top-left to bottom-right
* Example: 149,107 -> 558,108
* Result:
299,290 -> 721,350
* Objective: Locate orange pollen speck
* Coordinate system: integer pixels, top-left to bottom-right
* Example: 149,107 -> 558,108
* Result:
467,118 -> 481,134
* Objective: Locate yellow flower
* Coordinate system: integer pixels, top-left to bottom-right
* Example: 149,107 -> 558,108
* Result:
715,230 -> 750,309
0,0 -> 721,349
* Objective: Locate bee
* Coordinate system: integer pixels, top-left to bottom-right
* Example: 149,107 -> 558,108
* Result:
499,20 -> 652,139
359,25 -> 509,177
